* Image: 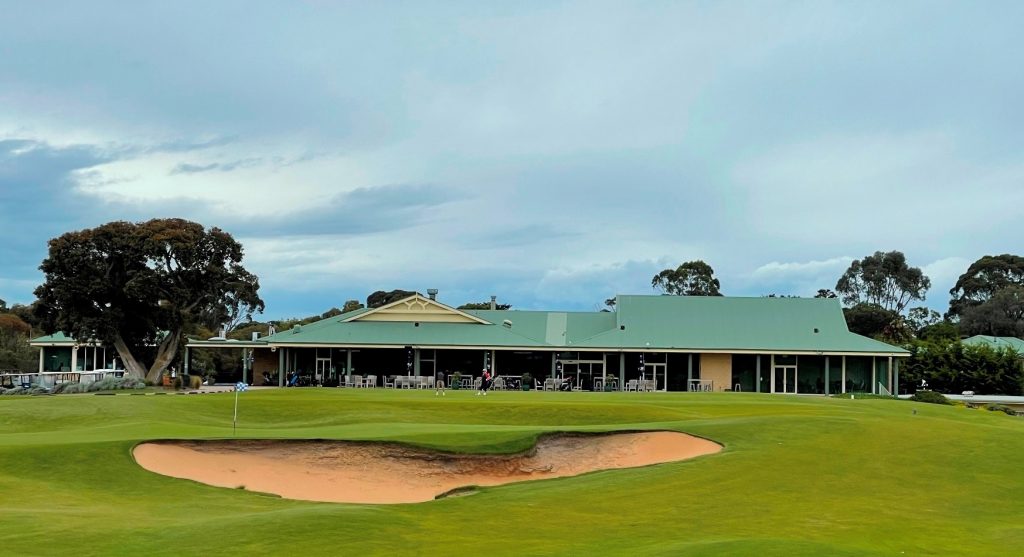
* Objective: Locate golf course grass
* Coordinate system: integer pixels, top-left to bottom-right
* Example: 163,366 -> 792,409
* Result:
1,390 -> 1021,556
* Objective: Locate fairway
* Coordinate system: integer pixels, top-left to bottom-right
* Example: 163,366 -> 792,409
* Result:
1,390 -> 1022,556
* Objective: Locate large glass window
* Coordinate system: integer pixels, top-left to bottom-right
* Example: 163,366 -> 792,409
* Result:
797,355 -> 826,394
875,357 -> 890,393
845,356 -> 872,393
731,355 -> 758,393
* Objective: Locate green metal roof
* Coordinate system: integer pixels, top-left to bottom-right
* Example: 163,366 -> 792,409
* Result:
575,295 -> 907,354
256,295 -> 907,355
962,335 -> 1024,353
29,332 -> 77,345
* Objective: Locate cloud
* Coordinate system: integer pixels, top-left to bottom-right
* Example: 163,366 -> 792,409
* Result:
744,257 -> 854,297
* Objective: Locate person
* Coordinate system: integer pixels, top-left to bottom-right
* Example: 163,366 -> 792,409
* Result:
559,375 -> 574,391
435,369 -> 446,396
477,369 -> 492,396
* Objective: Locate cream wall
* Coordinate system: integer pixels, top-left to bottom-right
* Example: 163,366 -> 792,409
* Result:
253,349 -> 278,385
700,353 -> 732,391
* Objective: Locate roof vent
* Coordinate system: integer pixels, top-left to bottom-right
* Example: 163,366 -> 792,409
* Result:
502,319 -> 512,328
268,325 -> 276,336
490,295 -> 497,310
292,325 -> 302,334
427,288 -> 438,300
251,332 -> 260,341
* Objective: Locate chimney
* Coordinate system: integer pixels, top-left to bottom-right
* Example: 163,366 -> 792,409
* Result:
251,331 -> 260,341
427,288 -> 438,301
490,295 -> 497,310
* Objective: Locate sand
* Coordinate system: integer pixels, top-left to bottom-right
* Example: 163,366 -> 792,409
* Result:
133,431 -> 721,504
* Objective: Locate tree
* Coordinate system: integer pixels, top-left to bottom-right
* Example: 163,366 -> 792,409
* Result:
651,260 -> 722,296
959,286 -> 1024,337
947,254 -> 1024,319
34,219 -> 264,382
814,289 -> 837,299
843,303 -> 899,338
366,289 -> 418,308
906,306 -> 942,334
604,297 -> 616,310
835,251 -> 930,313
341,299 -> 364,313
457,301 -> 512,310
0,312 -> 38,371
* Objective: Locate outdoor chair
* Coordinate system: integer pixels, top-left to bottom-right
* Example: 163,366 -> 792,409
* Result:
384,375 -> 396,388
349,374 -> 363,388
625,379 -> 639,392
364,375 -> 377,388
492,377 -> 505,390
542,377 -> 557,391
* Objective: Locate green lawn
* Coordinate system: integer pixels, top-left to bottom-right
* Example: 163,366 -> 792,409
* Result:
1,390 -> 1021,556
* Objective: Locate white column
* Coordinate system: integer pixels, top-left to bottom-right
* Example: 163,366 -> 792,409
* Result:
38,347 -> 44,373
755,356 -> 761,393
92,347 -> 97,370
888,356 -> 894,394
70,346 -> 78,372
841,356 -> 847,394
770,354 -> 775,394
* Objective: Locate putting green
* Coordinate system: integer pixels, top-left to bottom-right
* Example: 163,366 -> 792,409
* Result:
1,390 -> 1022,556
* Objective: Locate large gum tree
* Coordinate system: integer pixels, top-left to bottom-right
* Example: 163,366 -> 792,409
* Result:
34,218 -> 264,382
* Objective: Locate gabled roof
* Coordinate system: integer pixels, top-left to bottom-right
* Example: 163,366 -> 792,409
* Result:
962,335 -> 1024,352
343,294 -> 490,324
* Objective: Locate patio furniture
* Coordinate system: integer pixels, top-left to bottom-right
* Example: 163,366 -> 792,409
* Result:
384,375 -> 396,388
542,377 -> 557,391
348,374 -> 363,388
363,375 -> 377,388
625,379 -> 639,392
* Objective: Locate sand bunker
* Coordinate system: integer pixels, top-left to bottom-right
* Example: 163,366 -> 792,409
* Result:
133,431 -> 720,504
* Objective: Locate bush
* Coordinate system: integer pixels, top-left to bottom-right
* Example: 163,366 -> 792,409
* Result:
451,372 -> 462,390
910,390 -> 951,405
189,375 -> 203,389
983,403 -> 1018,415
0,386 -> 50,396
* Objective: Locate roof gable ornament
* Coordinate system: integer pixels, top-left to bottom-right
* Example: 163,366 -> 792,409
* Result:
344,294 -> 491,325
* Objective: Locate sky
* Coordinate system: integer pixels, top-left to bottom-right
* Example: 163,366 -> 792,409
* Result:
1,1 -> 1022,320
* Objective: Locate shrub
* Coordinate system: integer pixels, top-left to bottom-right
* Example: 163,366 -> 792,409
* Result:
983,403 -> 1018,416
910,390 -> 951,405
189,375 -> 203,389
0,386 -> 50,396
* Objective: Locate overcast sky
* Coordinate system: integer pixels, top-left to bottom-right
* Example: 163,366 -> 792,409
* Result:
1,1 -> 1021,319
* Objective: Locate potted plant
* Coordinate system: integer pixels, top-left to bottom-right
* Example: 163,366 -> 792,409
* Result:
451,371 -> 462,390
604,373 -> 617,392
521,372 -> 532,391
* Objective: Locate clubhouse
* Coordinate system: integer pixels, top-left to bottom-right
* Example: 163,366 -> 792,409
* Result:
183,293 -> 908,395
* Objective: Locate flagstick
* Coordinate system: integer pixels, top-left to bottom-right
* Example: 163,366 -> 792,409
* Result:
233,388 -> 239,436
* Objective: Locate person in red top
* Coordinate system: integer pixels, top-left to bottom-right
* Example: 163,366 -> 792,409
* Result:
477,369 -> 492,396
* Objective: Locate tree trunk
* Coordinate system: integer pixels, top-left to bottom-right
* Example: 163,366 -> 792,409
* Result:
111,334 -> 148,379
145,329 -> 181,384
